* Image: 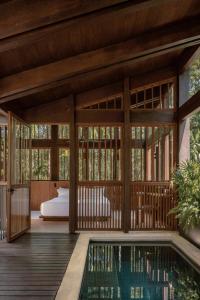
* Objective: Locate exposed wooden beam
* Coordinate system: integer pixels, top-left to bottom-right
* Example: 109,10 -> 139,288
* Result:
76,110 -> 124,124
23,93 -> 177,124
178,46 -> 200,73
0,0 -> 172,52
130,111 -> 176,124
0,109 -> 8,118
51,125 -> 59,181
23,97 -> 124,124
0,0 -> 127,40
123,77 -> 131,233
69,95 -> 77,233
1,16 -> 199,103
178,90 -> 200,120
131,67 -> 176,91
23,97 -> 71,124
69,67 -> 176,109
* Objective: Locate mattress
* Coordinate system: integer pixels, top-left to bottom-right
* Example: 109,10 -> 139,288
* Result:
40,194 -> 111,217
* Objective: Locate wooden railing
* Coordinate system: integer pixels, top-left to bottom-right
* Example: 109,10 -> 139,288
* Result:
77,181 -> 123,230
76,181 -> 177,231
130,181 -> 177,230
0,183 -> 7,240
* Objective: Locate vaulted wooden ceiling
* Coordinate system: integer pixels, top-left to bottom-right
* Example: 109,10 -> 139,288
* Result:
0,0 -> 200,113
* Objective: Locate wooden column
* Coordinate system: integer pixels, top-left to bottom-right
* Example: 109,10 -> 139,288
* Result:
51,125 -> 59,180
69,95 -> 77,233
123,77 -> 131,233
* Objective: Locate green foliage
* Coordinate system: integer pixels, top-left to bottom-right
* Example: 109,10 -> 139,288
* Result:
174,266 -> 200,300
189,57 -> 200,96
169,160 -> 200,230
190,111 -> 200,161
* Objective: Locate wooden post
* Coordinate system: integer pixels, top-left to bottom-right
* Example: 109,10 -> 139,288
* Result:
69,95 -> 77,233
51,125 -> 59,180
123,77 -> 131,233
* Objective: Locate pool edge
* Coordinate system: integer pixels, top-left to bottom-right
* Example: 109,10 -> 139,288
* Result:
55,231 -> 200,300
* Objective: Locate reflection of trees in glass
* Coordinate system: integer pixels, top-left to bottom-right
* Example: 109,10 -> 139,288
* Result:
78,127 -> 121,181
58,125 -> 69,139
32,149 -> 50,180
31,124 -> 51,139
189,57 -> 200,162
189,57 -> 200,96
59,148 -> 70,180
0,126 -> 7,181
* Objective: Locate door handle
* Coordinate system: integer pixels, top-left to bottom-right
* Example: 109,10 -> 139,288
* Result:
8,188 -> 15,193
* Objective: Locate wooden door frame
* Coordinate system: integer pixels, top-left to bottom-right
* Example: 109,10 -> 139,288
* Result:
7,111 -> 31,242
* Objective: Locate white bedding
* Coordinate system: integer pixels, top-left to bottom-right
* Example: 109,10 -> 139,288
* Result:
40,193 -> 111,217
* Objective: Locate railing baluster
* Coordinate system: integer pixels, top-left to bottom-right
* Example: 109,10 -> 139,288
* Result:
0,184 -> 7,240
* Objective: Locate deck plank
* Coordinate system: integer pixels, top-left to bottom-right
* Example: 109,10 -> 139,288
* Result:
0,233 -> 78,299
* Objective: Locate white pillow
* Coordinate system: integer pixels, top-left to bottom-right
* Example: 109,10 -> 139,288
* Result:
57,188 -> 69,197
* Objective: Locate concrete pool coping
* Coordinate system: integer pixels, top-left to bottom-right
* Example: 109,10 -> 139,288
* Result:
56,231 -> 200,300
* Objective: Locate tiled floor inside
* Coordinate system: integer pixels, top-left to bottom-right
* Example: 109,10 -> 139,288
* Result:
30,211 -> 69,233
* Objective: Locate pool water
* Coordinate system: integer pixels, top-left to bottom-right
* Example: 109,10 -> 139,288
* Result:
79,243 -> 200,300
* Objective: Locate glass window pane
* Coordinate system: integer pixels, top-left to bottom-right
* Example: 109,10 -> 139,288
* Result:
31,124 -> 51,139
130,82 -> 174,110
58,125 -> 70,139
31,149 -> 51,180
59,148 -> 70,180
78,126 -> 121,181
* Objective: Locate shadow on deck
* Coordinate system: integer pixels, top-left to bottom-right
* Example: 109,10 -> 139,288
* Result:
0,233 -> 78,300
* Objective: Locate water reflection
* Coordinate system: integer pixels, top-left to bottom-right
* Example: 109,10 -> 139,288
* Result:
79,243 -> 200,300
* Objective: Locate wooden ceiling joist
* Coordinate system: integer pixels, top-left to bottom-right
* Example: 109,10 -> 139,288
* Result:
0,16 -> 200,104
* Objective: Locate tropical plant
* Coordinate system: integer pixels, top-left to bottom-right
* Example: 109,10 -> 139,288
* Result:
190,112 -> 200,162
169,160 -> 200,230
189,57 -> 200,162
189,57 -> 200,96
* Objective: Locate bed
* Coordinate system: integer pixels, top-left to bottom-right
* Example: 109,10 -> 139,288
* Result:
40,187 -> 111,221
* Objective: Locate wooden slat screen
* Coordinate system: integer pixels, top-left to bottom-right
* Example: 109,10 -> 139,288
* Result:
9,116 -> 30,240
77,182 -> 123,230
77,126 -> 123,230
0,125 -> 7,181
130,182 -> 177,230
130,124 -> 177,230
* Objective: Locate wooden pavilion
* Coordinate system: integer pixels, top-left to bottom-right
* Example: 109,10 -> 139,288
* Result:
0,0 -> 200,242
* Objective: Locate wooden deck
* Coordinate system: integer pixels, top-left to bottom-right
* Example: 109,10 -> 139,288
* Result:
0,233 -> 78,300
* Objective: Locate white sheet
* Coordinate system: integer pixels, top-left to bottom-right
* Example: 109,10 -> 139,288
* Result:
40,194 -> 111,217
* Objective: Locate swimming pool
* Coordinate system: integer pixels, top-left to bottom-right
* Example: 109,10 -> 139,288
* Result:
79,242 -> 200,300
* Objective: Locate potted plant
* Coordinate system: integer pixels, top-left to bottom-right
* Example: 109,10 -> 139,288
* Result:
169,160 -> 200,247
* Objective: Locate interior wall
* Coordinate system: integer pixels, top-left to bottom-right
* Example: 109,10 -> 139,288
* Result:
31,180 -> 69,211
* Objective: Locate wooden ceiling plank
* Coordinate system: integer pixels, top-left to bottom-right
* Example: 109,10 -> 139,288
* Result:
0,16 -> 200,103
0,0 -> 127,40
0,0 -> 172,52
